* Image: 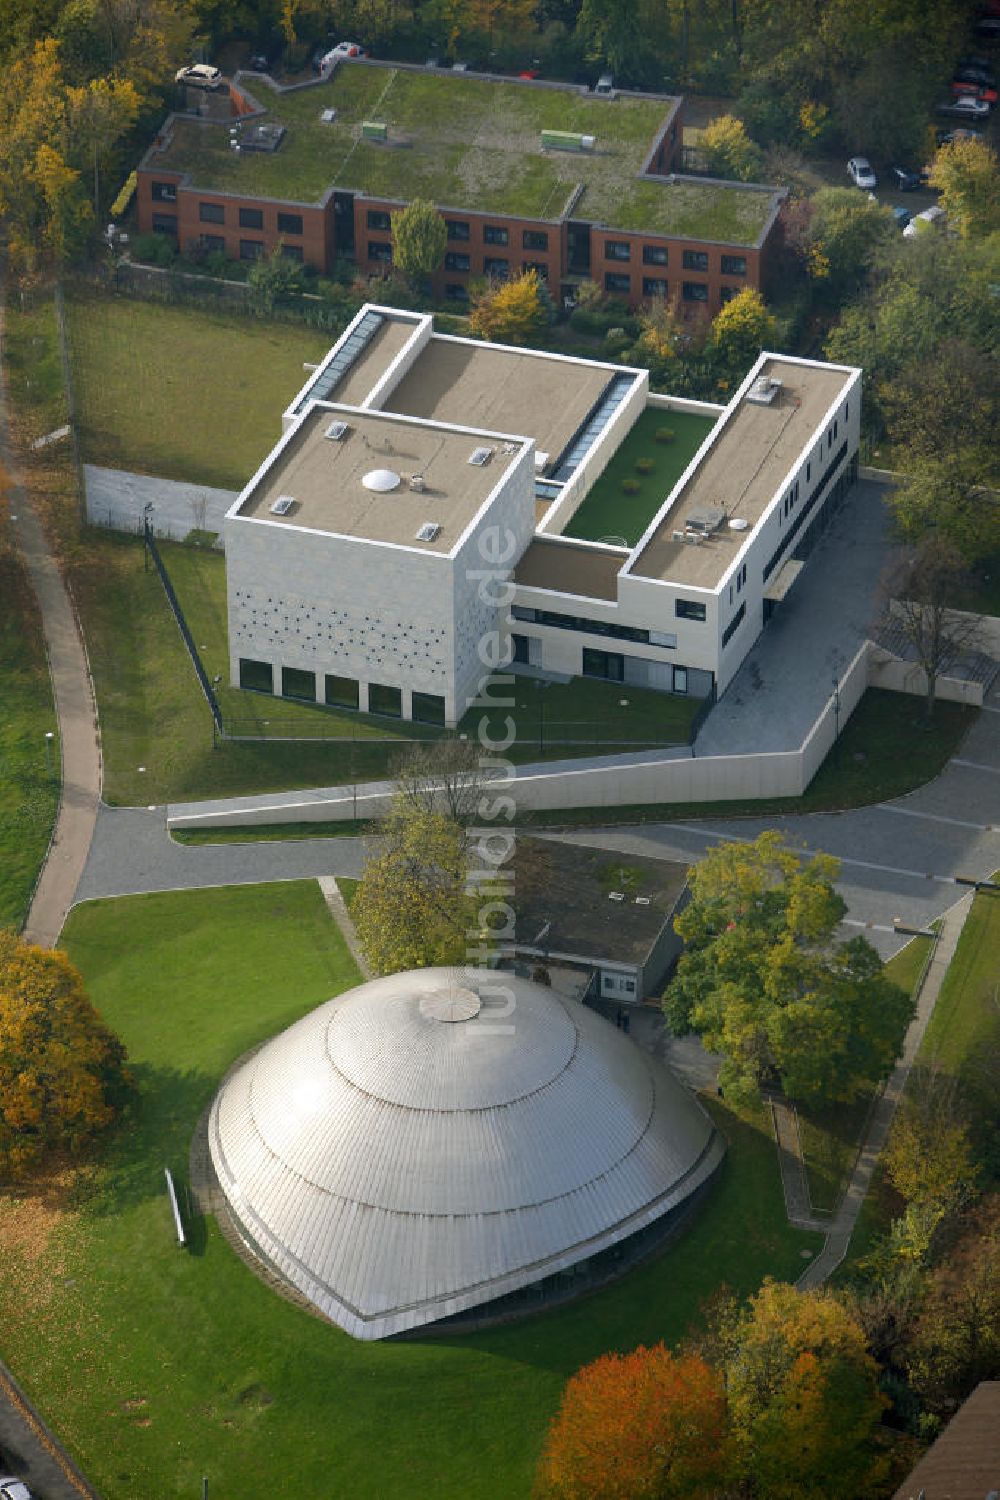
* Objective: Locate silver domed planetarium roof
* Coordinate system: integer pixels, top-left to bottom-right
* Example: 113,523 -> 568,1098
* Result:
208,968 -> 724,1340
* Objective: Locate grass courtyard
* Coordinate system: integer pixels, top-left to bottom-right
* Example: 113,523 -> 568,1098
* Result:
159,67 -> 776,240
562,408 -> 717,546
0,882 -> 821,1499
65,290 -> 335,490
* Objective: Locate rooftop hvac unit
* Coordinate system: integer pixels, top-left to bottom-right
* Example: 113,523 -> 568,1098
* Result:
746,375 -> 783,406
501,442 -> 518,455
320,108 -> 337,123
270,495 -> 295,515
361,120 -> 388,142
541,129 -> 596,152
534,450 -> 550,470
635,896 -> 651,906
409,474 -> 426,492
468,445 -> 494,467
608,891 -> 626,902
415,521 -> 441,542
324,420 -> 349,441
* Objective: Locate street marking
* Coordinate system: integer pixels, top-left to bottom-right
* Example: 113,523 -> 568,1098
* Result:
951,758 -> 1000,777
842,918 -> 897,933
877,804 -> 995,832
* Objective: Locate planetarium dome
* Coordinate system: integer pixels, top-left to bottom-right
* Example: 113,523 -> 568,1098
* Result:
208,967 -> 724,1340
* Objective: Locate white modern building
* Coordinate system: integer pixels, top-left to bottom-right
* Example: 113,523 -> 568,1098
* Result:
208,966 -> 725,1339
225,304 -> 861,726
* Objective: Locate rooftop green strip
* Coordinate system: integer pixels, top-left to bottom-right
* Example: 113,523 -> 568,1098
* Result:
563,408 -> 717,546
154,68 -> 776,242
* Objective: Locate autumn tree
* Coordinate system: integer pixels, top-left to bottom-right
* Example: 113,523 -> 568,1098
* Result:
352,798 -> 479,975
393,737 -> 506,827
0,930 -> 130,1178
711,287 -> 777,374
248,243 -> 306,312
722,1280 -> 888,1500
929,136 -> 1000,240
391,197 -> 447,292
883,1062 -> 978,1213
471,269 -> 551,345
663,832 -> 913,1105
535,1344 -> 730,1500
876,540 -> 989,721
807,187 -> 894,304
700,114 -> 762,182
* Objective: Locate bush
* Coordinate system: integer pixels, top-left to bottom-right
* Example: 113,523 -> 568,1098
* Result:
131,232 -> 176,267
655,426 -> 675,444
635,457 -> 654,474
622,478 -> 641,495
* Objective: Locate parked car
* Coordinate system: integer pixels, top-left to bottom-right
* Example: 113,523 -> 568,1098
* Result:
972,17 -> 1000,41
174,62 -> 223,89
889,165 -> 924,190
936,94 -> 991,119
890,205 -> 913,230
955,61 -> 997,87
594,72 -> 614,95
847,156 -> 878,189
952,76 -> 999,103
0,1478 -> 33,1500
903,204 -> 946,238
936,125 -> 983,145
318,41 -> 365,70
248,53 -> 274,73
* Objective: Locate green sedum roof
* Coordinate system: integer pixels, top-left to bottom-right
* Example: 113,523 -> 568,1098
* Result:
151,66 -> 779,245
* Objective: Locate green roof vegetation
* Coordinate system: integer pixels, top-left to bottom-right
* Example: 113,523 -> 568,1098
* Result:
151,65 -> 778,243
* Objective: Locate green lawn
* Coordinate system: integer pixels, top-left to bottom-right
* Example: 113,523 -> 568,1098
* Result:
562,409 -> 716,545
919,888 -> 1000,1071
0,549 -> 60,929
2,294 -> 67,442
157,67 -> 776,241
66,291 -> 335,490
796,937 -> 932,1216
0,883 -> 819,1499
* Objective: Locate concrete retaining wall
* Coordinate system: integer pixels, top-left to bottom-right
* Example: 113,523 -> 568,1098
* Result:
84,464 -> 234,544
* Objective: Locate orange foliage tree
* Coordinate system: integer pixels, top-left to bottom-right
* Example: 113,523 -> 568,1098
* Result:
535,1344 -> 730,1500
0,930 -> 130,1177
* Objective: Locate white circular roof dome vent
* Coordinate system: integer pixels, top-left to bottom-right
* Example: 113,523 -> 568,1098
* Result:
208,967 -> 725,1340
361,467 -> 400,492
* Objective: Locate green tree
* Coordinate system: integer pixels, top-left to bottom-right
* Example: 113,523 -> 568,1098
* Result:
391,197 -> 447,291
883,1063 -> 978,1212
663,832 -> 913,1104
471,268 -> 551,344
905,1195 -> 1000,1413
723,1280 -> 888,1500
0,929 -> 131,1177
247,243 -> 306,312
711,287 -> 777,373
352,800 -> 479,975
808,187 -> 894,304
700,114 -> 762,182
929,136 -> 1000,240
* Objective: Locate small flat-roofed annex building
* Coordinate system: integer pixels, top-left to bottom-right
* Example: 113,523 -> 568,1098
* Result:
225,304 -> 861,725
134,61 -> 785,317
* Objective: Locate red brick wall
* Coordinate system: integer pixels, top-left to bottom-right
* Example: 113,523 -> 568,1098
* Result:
589,229 -> 761,318
136,173 -> 327,271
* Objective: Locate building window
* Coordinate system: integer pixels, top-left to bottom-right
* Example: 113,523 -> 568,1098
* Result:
239,239 -> 264,260
522,260 -> 548,278
151,213 -> 178,236
369,682 -> 402,718
445,219 -> 470,241
238,206 -> 263,229
720,286 -> 741,304
412,691 -> 446,726
682,249 -> 709,271
200,234 -> 225,251
512,604 -> 651,645
325,674 -> 359,710
675,598 -> 707,621
583,647 -> 624,682
199,201 -> 225,224
643,277 -> 668,298
682,281 -> 709,303
239,658 -> 272,693
277,211 -> 303,235
649,629 -> 677,648
281,243 -> 304,262
643,244 -> 668,265
523,229 -> 548,250
673,666 -> 688,694
721,254 -> 747,276
722,601 -> 746,648
605,239 -> 631,261
484,224 -> 509,246
444,251 -> 470,272
151,181 -> 177,203
281,666 -> 316,702
366,209 -> 391,231
604,271 -> 631,294
484,256 -> 509,277
368,240 -> 392,263
445,282 -> 468,300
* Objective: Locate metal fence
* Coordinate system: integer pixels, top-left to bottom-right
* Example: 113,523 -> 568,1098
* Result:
109,260 -> 359,333
144,523 -> 224,735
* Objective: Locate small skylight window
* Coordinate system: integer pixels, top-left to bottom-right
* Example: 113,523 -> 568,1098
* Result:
270,495 -> 295,515
635,896 -> 651,906
324,420 -> 349,441
608,891 -> 625,902
415,522 -> 441,542
468,445 -> 493,467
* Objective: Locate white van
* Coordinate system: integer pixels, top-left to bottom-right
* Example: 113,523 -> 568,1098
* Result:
902,204 -> 946,238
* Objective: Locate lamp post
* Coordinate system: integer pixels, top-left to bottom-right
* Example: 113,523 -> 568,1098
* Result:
44,730 -> 54,776
143,502 -> 155,571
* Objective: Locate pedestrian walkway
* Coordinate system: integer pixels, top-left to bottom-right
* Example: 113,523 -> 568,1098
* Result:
0,280 -> 102,951
796,892 -> 974,1288
317,875 -> 371,980
770,1098 -> 827,1233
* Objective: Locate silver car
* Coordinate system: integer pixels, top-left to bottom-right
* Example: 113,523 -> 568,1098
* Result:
847,156 -> 877,189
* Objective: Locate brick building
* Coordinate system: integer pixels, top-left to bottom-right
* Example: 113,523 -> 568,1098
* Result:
136,61 -> 785,316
